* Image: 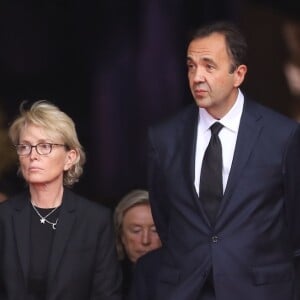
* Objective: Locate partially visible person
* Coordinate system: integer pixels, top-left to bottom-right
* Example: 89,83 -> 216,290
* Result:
282,18 -> 300,121
0,100 -> 122,299
0,103 -> 21,198
241,2 -> 300,122
114,189 -> 161,299
0,192 -> 7,203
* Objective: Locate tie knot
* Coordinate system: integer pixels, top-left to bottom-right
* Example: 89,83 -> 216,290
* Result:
210,122 -> 223,135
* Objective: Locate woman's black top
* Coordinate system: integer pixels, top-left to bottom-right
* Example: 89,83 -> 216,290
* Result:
28,206 -> 60,300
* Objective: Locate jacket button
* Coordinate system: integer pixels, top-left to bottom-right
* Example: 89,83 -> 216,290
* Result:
211,235 -> 219,243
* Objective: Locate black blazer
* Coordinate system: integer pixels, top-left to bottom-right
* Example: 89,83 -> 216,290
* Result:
129,248 -> 162,300
0,188 -> 122,300
147,98 -> 300,300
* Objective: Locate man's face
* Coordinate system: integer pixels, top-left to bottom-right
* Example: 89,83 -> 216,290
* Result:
121,204 -> 162,263
187,33 -> 246,119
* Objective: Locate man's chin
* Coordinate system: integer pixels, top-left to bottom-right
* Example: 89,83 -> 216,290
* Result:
194,98 -> 210,108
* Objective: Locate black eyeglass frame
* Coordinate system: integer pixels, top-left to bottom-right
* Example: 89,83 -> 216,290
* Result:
15,143 -> 66,156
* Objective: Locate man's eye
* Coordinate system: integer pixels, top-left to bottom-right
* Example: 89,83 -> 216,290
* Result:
206,64 -> 216,71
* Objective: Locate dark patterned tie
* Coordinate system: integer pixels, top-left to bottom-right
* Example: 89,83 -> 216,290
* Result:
199,122 -> 224,224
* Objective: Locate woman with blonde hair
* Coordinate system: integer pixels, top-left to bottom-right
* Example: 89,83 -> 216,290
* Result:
0,100 -> 121,300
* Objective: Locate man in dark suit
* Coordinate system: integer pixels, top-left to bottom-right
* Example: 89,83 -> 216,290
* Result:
145,21 -> 300,300
129,248 -> 162,300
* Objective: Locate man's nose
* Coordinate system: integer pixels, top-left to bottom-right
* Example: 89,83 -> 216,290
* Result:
193,67 -> 205,82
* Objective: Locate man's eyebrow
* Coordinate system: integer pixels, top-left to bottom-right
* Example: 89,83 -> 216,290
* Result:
186,56 -> 195,63
186,56 -> 215,65
202,57 -> 215,64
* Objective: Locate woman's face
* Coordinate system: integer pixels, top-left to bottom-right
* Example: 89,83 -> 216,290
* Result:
121,204 -> 162,263
18,123 -> 76,187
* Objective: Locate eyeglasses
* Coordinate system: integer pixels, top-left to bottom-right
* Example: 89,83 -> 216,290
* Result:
15,143 -> 66,156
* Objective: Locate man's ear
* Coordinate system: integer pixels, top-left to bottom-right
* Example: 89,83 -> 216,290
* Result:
234,64 -> 247,87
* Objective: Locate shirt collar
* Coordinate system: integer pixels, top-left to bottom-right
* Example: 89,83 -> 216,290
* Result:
198,89 -> 244,133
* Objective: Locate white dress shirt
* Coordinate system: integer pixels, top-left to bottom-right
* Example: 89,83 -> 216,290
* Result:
194,89 -> 244,195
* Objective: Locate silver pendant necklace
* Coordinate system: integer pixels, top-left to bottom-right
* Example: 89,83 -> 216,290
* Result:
31,201 -> 59,230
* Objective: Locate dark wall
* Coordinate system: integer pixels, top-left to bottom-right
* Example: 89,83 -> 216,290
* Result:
0,0 -> 298,206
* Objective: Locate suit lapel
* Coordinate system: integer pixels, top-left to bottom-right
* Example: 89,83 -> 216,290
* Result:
47,189 -> 76,284
218,99 -> 263,216
180,105 -> 213,222
181,105 -> 199,201
181,100 -> 264,225
13,193 -> 31,283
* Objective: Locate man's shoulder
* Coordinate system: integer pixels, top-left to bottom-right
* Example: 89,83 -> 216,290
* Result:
245,97 -> 299,129
135,248 -> 163,276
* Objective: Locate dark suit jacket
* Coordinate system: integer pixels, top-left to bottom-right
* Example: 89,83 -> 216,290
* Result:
0,188 -> 122,300
129,248 -> 162,300
147,97 -> 300,300
120,257 -> 134,300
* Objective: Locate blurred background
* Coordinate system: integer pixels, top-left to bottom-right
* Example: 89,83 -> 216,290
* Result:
0,0 -> 299,207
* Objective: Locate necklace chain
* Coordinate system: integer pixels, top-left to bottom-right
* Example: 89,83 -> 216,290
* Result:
31,201 -> 59,230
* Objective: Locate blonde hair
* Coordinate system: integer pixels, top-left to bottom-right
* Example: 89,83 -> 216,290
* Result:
114,189 -> 150,260
8,100 -> 86,187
